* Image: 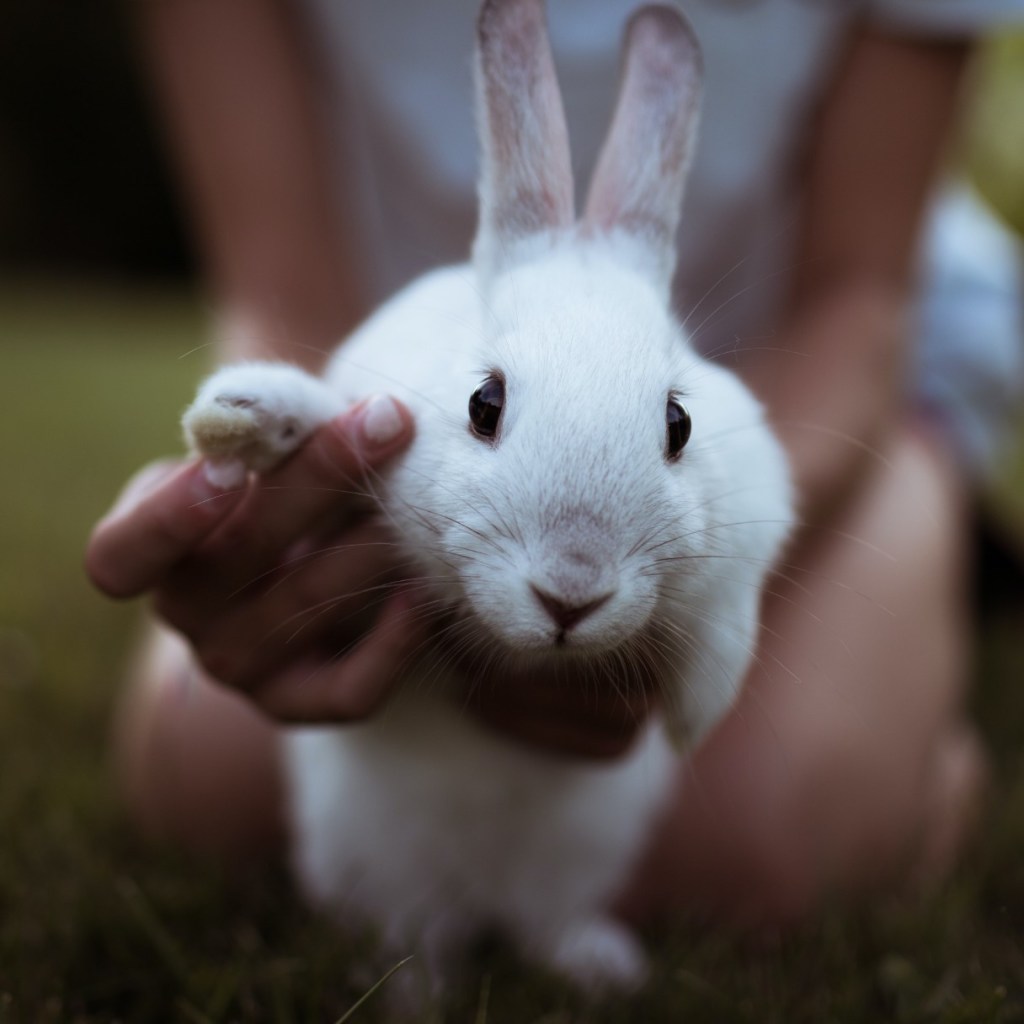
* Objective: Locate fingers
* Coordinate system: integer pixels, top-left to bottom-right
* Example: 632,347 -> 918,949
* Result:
206,395 -> 413,574
166,519 -> 401,687
252,587 -> 429,722
88,392 -> 421,727
468,673 -> 658,760
109,458 -> 183,513
86,459 -> 247,598
86,395 -> 413,602
153,394 -> 414,659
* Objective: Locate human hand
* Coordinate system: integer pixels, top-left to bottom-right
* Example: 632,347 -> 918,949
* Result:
463,663 -> 660,760
86,396 -> 426,723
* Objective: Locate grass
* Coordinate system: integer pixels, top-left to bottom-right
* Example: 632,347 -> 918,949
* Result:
1,281 -> 1024,1023
969,33 -> 1024,237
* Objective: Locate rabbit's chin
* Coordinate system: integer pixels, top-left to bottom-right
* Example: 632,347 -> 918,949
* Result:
435,616 -> 675,719
441,605 -> 666,674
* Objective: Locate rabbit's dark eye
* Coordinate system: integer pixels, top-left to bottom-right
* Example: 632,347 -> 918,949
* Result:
666,397 -> 691,461
469,376 -> 505,440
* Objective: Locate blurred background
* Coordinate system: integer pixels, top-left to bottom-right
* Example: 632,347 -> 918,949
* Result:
0,1 -> 190,279
1,3 -> 1024,1021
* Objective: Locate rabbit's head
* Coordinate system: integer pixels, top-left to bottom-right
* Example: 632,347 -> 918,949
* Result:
403,0 -> 790,738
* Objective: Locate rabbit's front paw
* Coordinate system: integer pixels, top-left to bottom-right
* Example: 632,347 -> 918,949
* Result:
183,362 -> 343,483
545,916 -> 649,994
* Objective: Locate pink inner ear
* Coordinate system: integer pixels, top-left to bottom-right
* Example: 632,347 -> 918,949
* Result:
475,0 -> 574,262
583,5 -> 702,267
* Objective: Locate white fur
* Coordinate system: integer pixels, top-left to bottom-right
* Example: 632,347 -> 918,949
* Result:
182,361 -> 345,479
182,0 -> 793,997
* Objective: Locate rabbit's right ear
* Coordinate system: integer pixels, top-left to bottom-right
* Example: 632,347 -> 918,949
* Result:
473,0 -> 574,279
583,5 -> 703,296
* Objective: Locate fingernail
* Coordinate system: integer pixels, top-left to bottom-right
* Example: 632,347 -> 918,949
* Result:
360,395 -> 404,447
130,459 -> 180,496
113,459 -> 181,514
200,459 -> 247,492
187,461 -> 241,512
388,585 -> 430,633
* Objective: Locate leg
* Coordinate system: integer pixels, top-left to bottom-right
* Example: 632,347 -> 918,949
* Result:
617,425 -> 986,925
115,623 -> 287,859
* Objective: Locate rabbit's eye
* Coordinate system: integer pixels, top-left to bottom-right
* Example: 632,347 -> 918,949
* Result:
469,376 -> 505,440
666,397 -> 691,460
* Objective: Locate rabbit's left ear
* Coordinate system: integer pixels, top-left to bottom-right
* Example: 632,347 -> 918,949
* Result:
583,5 -> 703,296
473,0 -> 575,278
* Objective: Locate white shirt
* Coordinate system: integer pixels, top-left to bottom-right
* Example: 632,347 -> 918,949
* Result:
297,0 -> 1024,469
299,0 -> 1019,324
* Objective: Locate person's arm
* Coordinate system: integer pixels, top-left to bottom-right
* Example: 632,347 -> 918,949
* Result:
89,1 -> 417,726
742,27 -> 970,532
140,0 -> 367,367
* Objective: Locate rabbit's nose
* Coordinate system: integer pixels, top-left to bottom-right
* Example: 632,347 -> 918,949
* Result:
530,585 -> 613,631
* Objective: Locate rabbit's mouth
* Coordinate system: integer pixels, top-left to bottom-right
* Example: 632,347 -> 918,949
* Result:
437,604 -> 674,679
447,553 -> 662,659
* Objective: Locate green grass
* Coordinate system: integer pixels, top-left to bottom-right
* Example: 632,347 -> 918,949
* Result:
1,282 -> 1024,1023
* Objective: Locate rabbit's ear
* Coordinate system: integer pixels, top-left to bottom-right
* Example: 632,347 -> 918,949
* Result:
583,5 -> 702,294
473,0 -> 574,277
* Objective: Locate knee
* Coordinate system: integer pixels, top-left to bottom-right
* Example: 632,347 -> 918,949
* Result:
737,727 -> 937,922
113,627 -> 287,860
668,429 -> 975,926
690,719 -> 932,926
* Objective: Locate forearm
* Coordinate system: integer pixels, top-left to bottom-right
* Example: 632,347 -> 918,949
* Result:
740,27 -> 969,532
140,0 -> 367,368
740,278 -> 911,531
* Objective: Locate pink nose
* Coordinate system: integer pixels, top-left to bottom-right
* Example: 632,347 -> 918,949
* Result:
531,586 -> 613,631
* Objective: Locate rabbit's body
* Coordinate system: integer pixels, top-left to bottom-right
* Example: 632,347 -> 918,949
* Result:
183,0 -> 793,994
287,681 -> 674,987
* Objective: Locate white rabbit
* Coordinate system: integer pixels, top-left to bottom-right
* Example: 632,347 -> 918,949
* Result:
183,0 -> 792,997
